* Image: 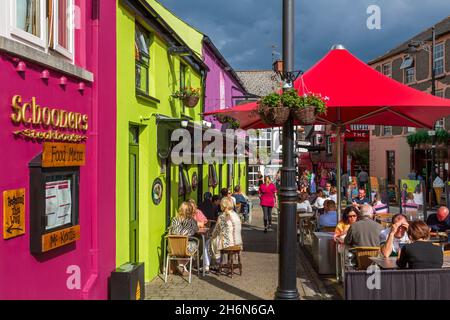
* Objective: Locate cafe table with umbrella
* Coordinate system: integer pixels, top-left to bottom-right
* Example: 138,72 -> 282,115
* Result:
204,44 -> 450,220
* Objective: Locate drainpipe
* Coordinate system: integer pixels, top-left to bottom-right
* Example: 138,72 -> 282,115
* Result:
82,0 -> 100,299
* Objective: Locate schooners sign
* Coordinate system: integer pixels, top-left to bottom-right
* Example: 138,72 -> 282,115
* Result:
11,95 -> 88,142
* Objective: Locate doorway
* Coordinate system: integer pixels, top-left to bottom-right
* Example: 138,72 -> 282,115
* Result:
386,150 -> 395,185
129,125 -> 140,263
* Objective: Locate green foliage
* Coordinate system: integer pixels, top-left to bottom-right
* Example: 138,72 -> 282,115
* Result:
214,115 -> 240,129
261,92 -> 281,108
172,87 -> 201,99
303,93 -> 328,115
407,129 -> 450,146
280,89 -> 303,109
348,148 -> 370,166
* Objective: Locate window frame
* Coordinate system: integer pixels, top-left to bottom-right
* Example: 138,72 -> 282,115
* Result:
9,0 -> 47,48
404,67 -> 415,84
382,62 -> 392,78
383,126 -> 393,136
135,23 -> 151,95
434,42 -> 445,77
52,0 -> 75,60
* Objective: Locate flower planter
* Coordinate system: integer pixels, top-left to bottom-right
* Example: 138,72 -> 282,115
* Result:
258,103 -> 291,126
183,96 -> 200,108
294,105 -> 316,125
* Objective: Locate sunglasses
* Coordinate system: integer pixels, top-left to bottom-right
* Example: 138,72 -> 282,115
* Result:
348,215 -> 358,218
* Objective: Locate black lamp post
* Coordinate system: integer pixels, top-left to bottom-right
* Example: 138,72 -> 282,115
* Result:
275,0 -> 300,300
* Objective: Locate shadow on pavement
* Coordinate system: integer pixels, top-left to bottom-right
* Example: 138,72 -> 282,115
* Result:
199,277 -> 264,300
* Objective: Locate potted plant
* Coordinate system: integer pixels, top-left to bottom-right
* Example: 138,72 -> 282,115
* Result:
293,92 -> 329,125
257,92 -> 290,126
172,87 -> 201,108
214,115 -> 240,129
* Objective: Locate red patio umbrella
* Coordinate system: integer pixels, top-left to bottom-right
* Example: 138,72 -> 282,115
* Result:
205,45 -> 450,215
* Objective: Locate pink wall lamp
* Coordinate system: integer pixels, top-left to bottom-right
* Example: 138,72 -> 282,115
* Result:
41,69 -> 50,80
16,61 -> 27,73
78,82 -> 85,92
60,76 -> 68,86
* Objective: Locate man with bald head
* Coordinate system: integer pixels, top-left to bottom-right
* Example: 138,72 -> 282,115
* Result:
427,206 -> 450,232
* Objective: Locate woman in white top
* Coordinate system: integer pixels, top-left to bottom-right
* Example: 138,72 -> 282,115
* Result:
329,186 -> 337,203
313,189 -> 327,209
297,192 -> 313,212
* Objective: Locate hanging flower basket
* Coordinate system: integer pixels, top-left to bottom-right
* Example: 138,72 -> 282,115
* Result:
293,105 -> 316,125
257,92 -> 290,126
183,95 -> 200,108
214,115 -> 240,129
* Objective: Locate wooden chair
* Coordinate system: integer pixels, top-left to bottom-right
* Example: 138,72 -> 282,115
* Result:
375,213 -> 393,228
219,246 -> 242,278
350,246 -> 380,270
444,251 -> 450,257
319,226 -> 336,233
164,235 -> 199,284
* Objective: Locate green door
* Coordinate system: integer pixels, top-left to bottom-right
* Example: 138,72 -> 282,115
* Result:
129,126 -> 140,263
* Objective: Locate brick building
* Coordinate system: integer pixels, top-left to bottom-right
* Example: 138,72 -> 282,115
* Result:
368,16 -> 450,185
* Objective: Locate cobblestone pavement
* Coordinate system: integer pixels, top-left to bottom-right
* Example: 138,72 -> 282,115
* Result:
146,198 -> 342,300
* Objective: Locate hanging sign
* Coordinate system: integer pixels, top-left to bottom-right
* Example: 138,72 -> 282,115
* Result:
3,189 -> 26,240
42,142 -> 86,168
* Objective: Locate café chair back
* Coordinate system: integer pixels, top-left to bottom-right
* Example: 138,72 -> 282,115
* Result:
319,226 -> 336,233
164,235 -> 199,284
350,246 -> 380,270
219,246 -> 242,278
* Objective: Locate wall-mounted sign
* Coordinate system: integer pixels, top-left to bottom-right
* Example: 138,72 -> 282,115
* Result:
192,172 -> 198,191
3,189 -> 26,240
41,225 -> 80,252
42,142 -> 86,168
10,95 -> 88,142
152,178 -> 163,206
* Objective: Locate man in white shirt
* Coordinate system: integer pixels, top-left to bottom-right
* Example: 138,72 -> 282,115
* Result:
380,213 -> 410,257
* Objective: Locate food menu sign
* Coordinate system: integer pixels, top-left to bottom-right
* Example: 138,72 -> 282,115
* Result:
45,180 -> 72,230
3,189 -> 26,240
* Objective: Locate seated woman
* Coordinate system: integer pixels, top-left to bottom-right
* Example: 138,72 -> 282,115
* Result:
318,200 -> 338,229
188,199 -> 208,228
205,197 -> 243,272
168,202 -> 200,273
397,221 -> 443,269
312,189 -> 327,211
334,206 -> 359,244
329,186 -> 338,203
403,192 -> 419,220
297,192 -> 313,213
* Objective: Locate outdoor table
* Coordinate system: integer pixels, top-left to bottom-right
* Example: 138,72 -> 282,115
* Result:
369,256 -> 450,269
197,227 -> 210,277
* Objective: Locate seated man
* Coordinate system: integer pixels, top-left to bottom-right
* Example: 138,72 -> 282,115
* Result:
380,214 -> 410,257
319,200 -> 338,228
232,185 -> 250,221
427,206 -> 450,232
352,188 -> 370,209
345,204 -> 383,247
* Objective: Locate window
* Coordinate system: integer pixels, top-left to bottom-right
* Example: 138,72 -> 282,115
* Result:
434,43 -> 444,76
400,56 -> 414,70
382,63 -> 392,78
326,136 -> 332,154
386,151 -> 396,185
52,0 -> 74,59
434,90 -> 445,129
405,67 -> 415,84
135,24 -> 150,94
10,0 -> 74,59
383,126 -> 392,136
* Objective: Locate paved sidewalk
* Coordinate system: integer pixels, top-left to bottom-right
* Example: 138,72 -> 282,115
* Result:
146,198 -> 342,300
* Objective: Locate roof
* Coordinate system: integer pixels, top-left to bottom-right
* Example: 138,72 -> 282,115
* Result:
202,37 -> 247,93
369,15 -> 450,65
235,70 -> 281,97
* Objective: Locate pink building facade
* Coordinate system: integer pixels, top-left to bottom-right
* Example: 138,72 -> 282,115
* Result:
0,0 -> 116,299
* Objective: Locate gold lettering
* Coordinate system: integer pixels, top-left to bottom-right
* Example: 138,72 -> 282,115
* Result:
75,113 -> 82,130
50,109 -> 60,128
11,95 -> 22,123
81,115 -> 88,131
59,110 -> 68,128
32,97 -> 41,125
21,103 -> 32,125
42,107 -> 51,127
68,112 -> 75,129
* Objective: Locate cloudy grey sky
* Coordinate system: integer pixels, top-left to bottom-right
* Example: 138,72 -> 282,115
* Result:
158,0 -> 450,71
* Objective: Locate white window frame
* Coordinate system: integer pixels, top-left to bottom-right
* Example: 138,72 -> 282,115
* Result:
434,42 -> 445,77
53,0 -> 75,60
382,62 -> 392,78
9,0 -> 47,48
405,67 -> 415,84
383,126 -> 393,136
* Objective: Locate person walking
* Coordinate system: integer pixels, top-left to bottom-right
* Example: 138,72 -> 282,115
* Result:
259,176 -> 278,233
357,167 -> 369,190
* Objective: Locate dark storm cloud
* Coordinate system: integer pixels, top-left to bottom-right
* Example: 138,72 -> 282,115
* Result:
158,0 -> 450,71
